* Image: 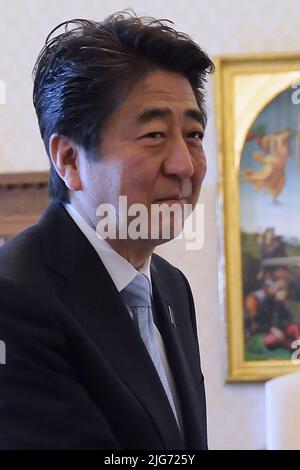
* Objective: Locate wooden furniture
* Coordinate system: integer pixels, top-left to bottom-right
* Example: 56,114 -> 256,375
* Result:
0,172 -> 49,245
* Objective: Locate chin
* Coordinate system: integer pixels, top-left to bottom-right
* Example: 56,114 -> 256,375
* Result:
145,221 -> 184,245
142,236 -> 175,249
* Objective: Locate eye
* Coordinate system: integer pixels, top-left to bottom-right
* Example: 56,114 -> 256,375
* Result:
188,130 -> 204,140
140,131 -> 165,139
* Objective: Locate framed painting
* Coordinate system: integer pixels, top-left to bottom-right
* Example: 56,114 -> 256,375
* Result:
216,53 -> 300,381
0,172 -> 49,243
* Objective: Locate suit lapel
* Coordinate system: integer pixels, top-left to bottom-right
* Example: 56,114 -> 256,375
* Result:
38,203 -> 184,449
151,262 -> 207,449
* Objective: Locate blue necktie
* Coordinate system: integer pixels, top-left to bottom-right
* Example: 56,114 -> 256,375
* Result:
121,273 -> 178,423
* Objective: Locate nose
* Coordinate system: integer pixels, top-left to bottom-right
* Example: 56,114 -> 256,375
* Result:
162,135 -> 195,179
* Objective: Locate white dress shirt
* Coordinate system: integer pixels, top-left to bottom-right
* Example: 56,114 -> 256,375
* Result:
64,203 -> 182,428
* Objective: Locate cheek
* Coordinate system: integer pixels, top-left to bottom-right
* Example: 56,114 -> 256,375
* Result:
199,152 -> 207,179
86,160 -> 124,204
194,153 -> 207,187
121,161 -> 156,195
188,155 -> 206,206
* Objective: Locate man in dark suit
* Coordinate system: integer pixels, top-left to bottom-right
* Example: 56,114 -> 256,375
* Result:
0,11 -> 213,449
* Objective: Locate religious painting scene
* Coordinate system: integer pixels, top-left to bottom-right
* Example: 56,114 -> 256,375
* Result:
239,86 -> 300,360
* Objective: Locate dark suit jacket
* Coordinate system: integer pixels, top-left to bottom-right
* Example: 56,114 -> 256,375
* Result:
0,202 -> 207,450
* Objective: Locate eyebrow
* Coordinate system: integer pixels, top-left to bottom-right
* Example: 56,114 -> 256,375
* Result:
134,107 -> 205,127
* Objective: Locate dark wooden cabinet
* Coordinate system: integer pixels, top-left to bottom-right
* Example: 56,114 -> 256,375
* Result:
0,172 -> 49,245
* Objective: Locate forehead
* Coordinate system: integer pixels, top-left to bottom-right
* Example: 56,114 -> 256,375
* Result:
105,70 -> 201,129
130,70 -> 198,108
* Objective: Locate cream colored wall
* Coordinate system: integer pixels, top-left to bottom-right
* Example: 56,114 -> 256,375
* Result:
1,0 -> 299,449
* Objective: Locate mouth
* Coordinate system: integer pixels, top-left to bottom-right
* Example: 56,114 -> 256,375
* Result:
154,194 -> 191,205
155,199 -> 185,206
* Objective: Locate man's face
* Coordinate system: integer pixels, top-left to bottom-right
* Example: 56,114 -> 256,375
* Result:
77,69 -> 207,245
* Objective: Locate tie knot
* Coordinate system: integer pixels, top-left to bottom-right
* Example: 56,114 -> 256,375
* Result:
121,273 -> 151,309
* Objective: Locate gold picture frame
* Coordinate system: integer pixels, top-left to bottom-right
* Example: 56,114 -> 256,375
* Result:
215,53 -> 300,382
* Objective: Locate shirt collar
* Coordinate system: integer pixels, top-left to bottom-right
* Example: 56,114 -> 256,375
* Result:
64,203 -> 152,293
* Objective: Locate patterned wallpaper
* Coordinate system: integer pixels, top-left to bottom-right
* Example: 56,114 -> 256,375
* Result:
1,0 -> 300,449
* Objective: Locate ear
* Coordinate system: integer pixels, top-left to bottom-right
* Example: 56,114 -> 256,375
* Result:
49,134 -> 82,191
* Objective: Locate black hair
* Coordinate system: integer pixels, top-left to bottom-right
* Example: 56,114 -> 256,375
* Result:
33,10 -> 214,202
